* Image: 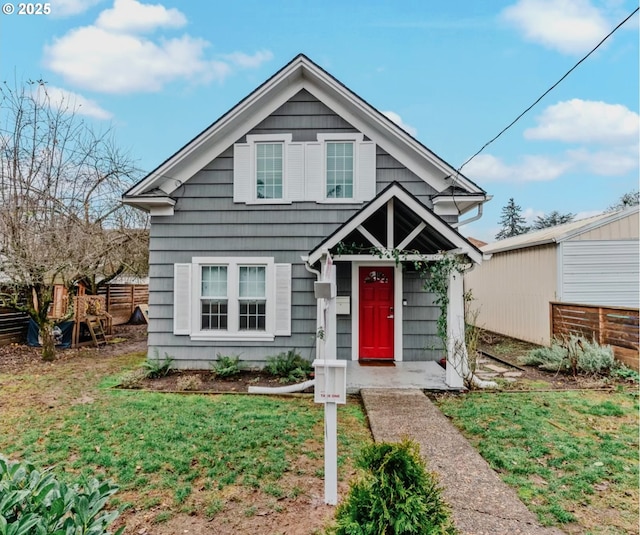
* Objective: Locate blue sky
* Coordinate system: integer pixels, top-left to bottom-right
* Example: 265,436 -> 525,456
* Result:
1,0 -> 638,242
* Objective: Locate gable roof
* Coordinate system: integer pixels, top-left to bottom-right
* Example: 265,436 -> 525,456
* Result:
307,182 -> 484,265
483,205 -> 639,254
123,54 -> 486,208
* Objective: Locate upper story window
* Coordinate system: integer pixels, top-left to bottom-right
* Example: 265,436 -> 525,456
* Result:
256,143 -> 283,199
326,142 -> 354,199
233,132 -> 375,205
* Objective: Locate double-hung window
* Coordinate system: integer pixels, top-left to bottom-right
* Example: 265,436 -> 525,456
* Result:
200,266 -> 227,330
256,143 -> 283,199
326,142 -> 354,199
238,265 -> 266,330
173,257 -> 291,341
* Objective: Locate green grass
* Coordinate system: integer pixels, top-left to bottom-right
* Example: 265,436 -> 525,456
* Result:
436,390 -> 639,533
0,354 -> 371,523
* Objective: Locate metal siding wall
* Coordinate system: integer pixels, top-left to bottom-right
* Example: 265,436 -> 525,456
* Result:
561,240 -> 640,308
571,212 -> 639,241
464,245 -> 557,345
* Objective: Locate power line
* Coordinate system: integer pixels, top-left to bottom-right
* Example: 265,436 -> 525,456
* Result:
456,6 -> 639,176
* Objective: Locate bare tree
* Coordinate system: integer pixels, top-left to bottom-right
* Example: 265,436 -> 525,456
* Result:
0,79 -> 146,360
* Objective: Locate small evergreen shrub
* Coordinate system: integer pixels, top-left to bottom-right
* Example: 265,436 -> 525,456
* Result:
211,354 -> 242,377
331,439 -> 457,535
176,374 -> 204,391
0,456 -> 123,534
116,367 -> 148,388
522,335 -> 614,375
265,349 -> 312,383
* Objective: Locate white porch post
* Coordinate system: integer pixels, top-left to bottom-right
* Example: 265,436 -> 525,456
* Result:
446,270 -> 468,388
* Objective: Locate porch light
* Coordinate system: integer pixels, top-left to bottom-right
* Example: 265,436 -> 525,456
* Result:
402,298 -> 408,306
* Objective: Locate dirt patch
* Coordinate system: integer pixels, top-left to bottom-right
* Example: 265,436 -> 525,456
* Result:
0,324 -> 148,375
127,369 -> 314,394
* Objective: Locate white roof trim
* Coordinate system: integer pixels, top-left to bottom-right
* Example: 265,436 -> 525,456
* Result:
125,55 -> 485,201
307,184 -> 483,264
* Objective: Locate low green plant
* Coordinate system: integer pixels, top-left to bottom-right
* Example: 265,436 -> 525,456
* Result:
331,439 -> 457,535
522,335 -> 614,376
176,374 -> 204,391
0,455 -> 123,535
142,352 -> 175,379
610,363 -> 640,383
211,354 -> 242,377
116,368 -> 148,388
265,349 -> 312,383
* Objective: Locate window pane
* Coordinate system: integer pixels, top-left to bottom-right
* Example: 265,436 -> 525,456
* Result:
201,300 -> 228,330
239,266 -> 266,298
239,301 -> 266,331
326,142 -> 354,199
202,266 -> 227,297
256,143 -> 283,199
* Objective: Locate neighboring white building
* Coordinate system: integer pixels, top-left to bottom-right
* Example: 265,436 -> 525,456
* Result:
465,206 -> 639,345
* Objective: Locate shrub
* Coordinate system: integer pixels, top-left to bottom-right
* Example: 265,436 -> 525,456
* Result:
176,374 -> 204,391
265,349 -> 312,383
211,354 -> 242,377
0,456 -> 123,535
522,335 -> 614,376
117,367 -> 148,388
331,439 -> 457,535
142,352 -> 174,378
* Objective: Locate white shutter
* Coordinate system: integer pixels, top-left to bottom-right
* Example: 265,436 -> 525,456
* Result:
287,142 -> 305,201
357,141 -> 376,201
173,263 -> 192,335
233,143 -> 251,203
274,263 -> 292,336
305,142 -> 323,201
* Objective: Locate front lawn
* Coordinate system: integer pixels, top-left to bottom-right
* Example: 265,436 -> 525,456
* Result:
436,390 -> 639,534
0,351 -> 371,534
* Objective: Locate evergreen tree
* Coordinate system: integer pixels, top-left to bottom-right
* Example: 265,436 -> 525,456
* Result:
495,198 -> 529,240
606,190 -> 639,212
533,210 -> 575,229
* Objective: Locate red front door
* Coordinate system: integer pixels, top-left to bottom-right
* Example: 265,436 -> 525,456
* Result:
359,266 -> 394,359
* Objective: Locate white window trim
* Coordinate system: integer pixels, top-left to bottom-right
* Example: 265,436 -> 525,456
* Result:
245,134 -> 292,205
190,256 -> 276,342
317,133 -> 364,203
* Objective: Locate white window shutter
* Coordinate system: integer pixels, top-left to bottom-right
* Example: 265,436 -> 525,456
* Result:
274,263 -> 292,336
233,143 -> 251,203
305,142 -> 323,201
357,141 -> 376,201
287,143 -> 305,201
173,263 -> 192,335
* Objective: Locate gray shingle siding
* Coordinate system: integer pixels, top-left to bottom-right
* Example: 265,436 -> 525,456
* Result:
146,90 -> 444,367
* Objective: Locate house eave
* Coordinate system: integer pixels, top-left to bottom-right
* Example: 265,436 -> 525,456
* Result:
124,54 -> 487,199
122,195 -> 176,216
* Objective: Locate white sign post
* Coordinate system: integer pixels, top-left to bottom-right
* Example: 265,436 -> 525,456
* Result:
312,251 -> 345,506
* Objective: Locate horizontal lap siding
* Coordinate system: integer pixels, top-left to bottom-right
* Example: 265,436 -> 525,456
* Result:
148,90 -> 440,367
402,271 -> 441,361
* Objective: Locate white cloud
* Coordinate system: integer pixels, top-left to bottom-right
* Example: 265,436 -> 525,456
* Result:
501,0 -> 611,54
49,0 -> 105,17
522,207 -> 545,224
96,0 -> 186,33
382,111 -> 418,136
464,153 -> 571,183
224,50 -> 274,69
525,99 -> 640,145
567,147 -> 639,175
33,85 -> 112,120
43,1 -> 273,94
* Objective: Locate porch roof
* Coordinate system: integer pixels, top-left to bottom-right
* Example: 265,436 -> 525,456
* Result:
307,182 -> 483,264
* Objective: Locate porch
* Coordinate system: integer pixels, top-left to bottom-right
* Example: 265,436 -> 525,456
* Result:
345,360 -> 450,393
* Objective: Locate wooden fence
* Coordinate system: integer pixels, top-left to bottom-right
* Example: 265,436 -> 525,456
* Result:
0,307 -> 29,346
97,284 -> 149,325
550,302 -> 639,370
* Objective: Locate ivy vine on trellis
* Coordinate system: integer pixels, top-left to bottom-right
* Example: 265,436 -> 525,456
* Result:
333,241 -> 468,354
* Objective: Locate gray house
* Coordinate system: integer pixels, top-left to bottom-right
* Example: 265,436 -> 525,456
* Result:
123,55 -> 488,388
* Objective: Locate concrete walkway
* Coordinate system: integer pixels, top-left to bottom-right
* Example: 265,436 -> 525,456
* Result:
361,389 -> 564,535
